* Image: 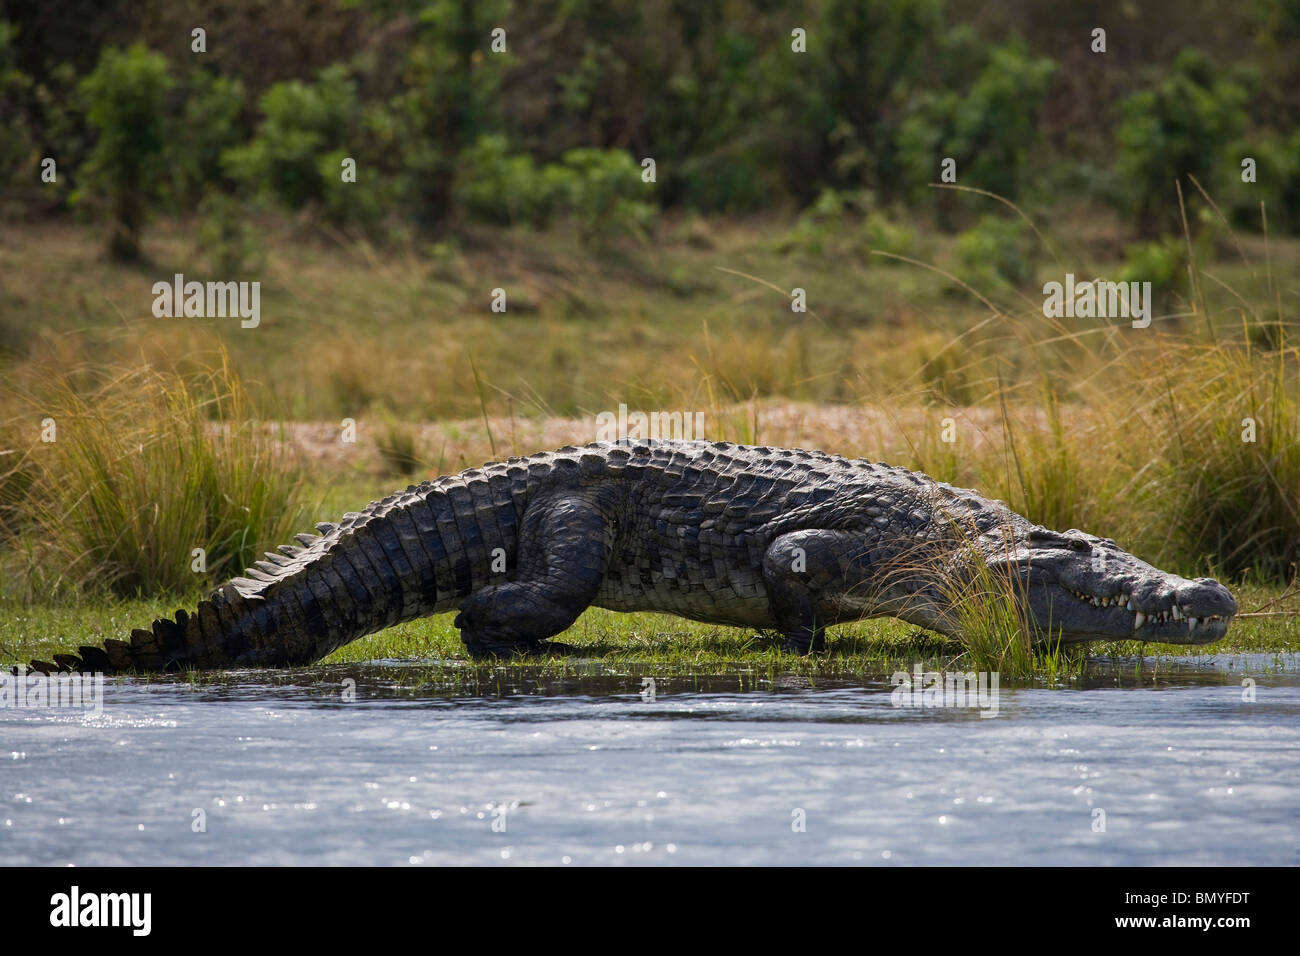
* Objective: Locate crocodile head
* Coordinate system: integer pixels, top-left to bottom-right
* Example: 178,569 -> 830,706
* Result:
982,526 -> 1237,645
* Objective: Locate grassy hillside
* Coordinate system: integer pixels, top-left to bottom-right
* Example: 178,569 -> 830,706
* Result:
1,205 -> 1297,674
2,203 -> 1294,422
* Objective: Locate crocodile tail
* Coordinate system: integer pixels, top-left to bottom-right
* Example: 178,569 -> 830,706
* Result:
31,582 -> 280,674
28,561 -> 361,675
27,486 -> 464,673
25,467 -> 525,674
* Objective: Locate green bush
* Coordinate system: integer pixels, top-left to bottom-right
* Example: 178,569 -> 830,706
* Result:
863,210 -> 916,260
1220,131 -> 1300,235
557,148 -> 657,245
196,191 -> 265,276
954,215 -> 1038,289
450,138 -> 657,239
0,22 -> 35,198
777,188 -> 876,257
455,134 -> 563,228
75,44 -> 173,260
1115,50 -> 1248,238
163,68 -> 245,212
221,64 -> 361,217
1117,237 -> 1188,311
385,0 -> 509,228
812,0 -> 945,190
898,39 -> 1055,218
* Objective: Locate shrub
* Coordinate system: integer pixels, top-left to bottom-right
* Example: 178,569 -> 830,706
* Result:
1117,237 -> 1188,312
1221,131 -> 1300,236
777,188 -> 874,257
954,215 -> 1038,289
1114,50 -> 1248,238
863,210 -> 916,260
558,148 -> 658,245
813,0 -> 945,190
0,356 -> 306,600
0,21 -> 36,202
221,65 -> 361,216
75,44 -> 173,260
898,40 -> 1055,218
196,191 -> 265,276
163,68 -> 245,212
455,134 -> 564,228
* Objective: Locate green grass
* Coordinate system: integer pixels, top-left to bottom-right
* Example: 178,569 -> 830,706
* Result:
1,201 -> 1297,682
1,206 -> 1295,423
2,581 -> 1294,689
0,354 -> 308,601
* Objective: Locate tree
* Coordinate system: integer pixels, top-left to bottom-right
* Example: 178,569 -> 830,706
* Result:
76,43 -> 172,260
1115,50 -> 1247,238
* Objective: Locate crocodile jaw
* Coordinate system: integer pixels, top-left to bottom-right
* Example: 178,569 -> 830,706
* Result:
1024,578 -> 1236,645
983,527 -> 1238,646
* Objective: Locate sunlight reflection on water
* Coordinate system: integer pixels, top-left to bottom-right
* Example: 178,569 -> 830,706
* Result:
2,654 -> 1297,865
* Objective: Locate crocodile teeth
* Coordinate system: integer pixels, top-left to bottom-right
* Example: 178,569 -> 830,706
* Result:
1126,600 -> 1135,611
1133,611 -> 1146,629
1172,605 -> 1182,620
1188,617 -> 1198,629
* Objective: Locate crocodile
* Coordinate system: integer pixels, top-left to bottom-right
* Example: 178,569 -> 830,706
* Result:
29,440 -> 1237,673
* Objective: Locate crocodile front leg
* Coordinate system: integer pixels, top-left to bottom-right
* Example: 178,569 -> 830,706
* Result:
762,530 -> 874,654
454,494 -> 613,657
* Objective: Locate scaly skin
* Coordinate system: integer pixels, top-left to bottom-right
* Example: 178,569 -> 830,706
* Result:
30,440 -> 1237,673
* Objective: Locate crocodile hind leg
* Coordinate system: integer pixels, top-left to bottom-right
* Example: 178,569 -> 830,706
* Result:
453,495 -> 612,658
762,530 -> 873,654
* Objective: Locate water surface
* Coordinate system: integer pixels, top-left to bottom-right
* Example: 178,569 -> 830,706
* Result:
3,654 -> 1298,865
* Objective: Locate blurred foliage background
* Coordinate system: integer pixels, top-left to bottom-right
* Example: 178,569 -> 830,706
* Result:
2,0 -> 1299,601
0,0 -> 1296,250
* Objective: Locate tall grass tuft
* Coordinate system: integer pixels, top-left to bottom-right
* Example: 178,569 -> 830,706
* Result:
1135,342 -> 1300,580
854,519 -> 1079,680
374,409 -> 423,477
997,380 -> 1092,534
0,353 -> 307,601
0,414 -> 38,540
936,546 -> 1076,682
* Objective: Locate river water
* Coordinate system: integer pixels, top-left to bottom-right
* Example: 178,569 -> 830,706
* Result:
3,654 -> 1298,865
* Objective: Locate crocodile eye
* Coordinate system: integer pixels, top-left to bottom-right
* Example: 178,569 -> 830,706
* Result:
1068,538 -> 1091,552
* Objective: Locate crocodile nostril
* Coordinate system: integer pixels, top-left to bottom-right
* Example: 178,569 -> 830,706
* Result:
1176,581 -> 1236,616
